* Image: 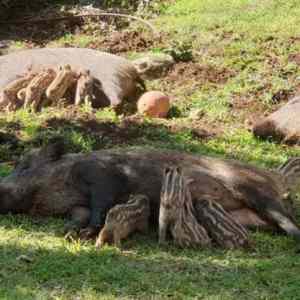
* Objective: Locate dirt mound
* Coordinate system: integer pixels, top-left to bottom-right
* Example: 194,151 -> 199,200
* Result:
89,30 -> 154,54
169,122 -> 219,140
166,62 -> 235,85
289,53 -> 300,66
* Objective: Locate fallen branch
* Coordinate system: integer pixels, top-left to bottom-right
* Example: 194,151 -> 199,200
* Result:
0,13 -> 159,37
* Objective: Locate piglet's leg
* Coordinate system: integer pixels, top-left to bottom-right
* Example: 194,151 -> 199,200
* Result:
79,226 -> 99,240
113,232 -> 122,248
158,217 -> 168,245
138,219 -> 149,234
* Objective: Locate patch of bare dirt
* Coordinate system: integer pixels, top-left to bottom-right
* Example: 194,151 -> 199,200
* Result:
166,62 -> 236,86
265,53 -> 280,69
289,53 -> 300,66
169,123 -> 219,140
88,30 -> 154,54
0,3 -> 154,50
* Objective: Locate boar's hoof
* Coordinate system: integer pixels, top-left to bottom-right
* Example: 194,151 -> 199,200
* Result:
79,226 -> 99,240
64,230 -> 79,242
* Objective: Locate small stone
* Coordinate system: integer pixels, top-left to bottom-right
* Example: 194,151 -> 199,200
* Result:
16,255 -> 34,263
0,40 -> 11,49
137,91 -> 170,118
133,54 -> 174,79
188,109 -> 205,120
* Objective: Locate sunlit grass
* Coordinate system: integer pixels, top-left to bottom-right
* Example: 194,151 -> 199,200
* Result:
2,0 -> 300,299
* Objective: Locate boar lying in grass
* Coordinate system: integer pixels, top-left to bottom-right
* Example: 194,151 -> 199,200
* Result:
0,141 -> 300,243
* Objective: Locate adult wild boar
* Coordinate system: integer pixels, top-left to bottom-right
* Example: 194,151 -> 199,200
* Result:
0,48 -> 145,109
0,142 -> 300,241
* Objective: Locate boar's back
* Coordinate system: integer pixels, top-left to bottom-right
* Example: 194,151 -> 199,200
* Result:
0,48 -> 141,106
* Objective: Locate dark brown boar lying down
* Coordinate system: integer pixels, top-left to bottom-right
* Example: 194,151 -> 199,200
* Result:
0,141 -> 300,243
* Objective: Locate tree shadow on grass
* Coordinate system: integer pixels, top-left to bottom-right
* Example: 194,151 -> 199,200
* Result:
0,1 -> 83,45
0,112 -> 286,168
0,0 -> 137,47
0,112 -> 215,161
1,213 -> 299,299
1,234 -> 298,300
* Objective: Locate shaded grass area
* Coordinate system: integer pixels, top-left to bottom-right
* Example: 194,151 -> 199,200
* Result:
1,106 -> 300,168
2,0 -> 300,299
0,215 -> 300,300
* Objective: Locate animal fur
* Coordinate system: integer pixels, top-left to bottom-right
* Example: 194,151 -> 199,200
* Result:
95,194 -> 150,248
194,199 -> 250,249
159,166 -> 211,248
0,144 -> 300,242
0,48 -> 145,109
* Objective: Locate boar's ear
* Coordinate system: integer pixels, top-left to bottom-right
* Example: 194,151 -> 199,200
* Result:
40,137 -> 66,162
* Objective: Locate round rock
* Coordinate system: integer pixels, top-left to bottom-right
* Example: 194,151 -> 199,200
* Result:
137,91 -> 170,118
133,54 -> 175,79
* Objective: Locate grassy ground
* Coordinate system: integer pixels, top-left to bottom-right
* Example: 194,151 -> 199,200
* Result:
1,0 -> 300,299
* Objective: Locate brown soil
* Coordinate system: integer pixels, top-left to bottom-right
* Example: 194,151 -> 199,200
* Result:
166,62 -> 236,86
0,4 -> 153,50
288,53 -> 300,66
170,123 -> 219,140
88,30 -> 154,54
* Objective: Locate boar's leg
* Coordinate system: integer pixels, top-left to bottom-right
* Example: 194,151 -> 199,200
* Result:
113,232 -> 122,248
70,161 -> 129,239
229,208 -> 274,231
64,206 -> 91,239
238,184 -> 300,242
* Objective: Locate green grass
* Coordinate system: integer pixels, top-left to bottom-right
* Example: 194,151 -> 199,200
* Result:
2,0 -> 300,299
1,215 -> 300,300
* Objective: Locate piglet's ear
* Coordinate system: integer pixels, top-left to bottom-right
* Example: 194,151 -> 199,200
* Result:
164,166 -> 171,174
176,167 -> 182,174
